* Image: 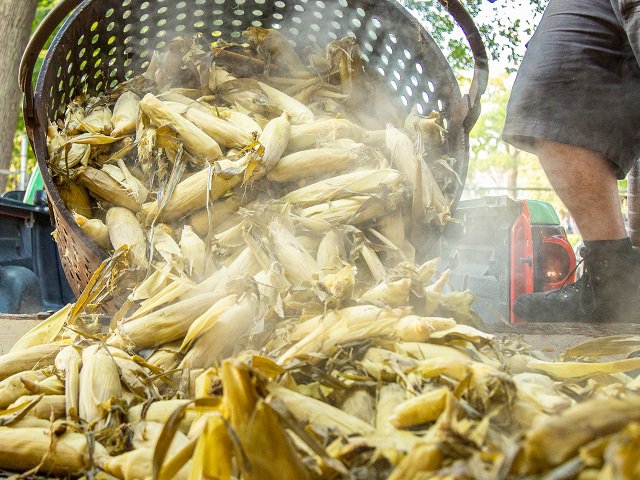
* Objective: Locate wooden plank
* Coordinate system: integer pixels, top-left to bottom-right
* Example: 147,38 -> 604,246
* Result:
0,314 -> 48,355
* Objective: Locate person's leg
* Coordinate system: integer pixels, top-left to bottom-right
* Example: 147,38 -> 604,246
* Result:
533,140 -> 627,241
513,139 -> 639,322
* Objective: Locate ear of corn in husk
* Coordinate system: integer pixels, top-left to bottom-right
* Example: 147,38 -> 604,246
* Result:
111,91 -> 141,137
76,166 -> 141,212
78,345 -> 122,430
140,94 -> 223,161
105,207 -> 147,268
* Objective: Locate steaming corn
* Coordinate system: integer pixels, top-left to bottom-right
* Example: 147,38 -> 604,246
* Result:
27,28 -> 624,480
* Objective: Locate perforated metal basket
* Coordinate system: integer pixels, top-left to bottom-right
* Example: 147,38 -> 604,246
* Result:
20,0 -> 488,300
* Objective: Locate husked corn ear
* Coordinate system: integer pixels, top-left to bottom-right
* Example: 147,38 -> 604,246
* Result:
388,443 -> 442,480
188,195 -> 241,237
140,94 -> 223,160
111,91 -> 141,137
287,118 -> 366,152
0,427 -> 109,476
74,213 -> 111,250
180,226 -> 207,282
55,346 -> 82,419
58,183 -> 93,218
258,81 -> 314,124
268,146 -> 362,183
105,207 -> 147,268
269,221 -> 319,284
76,166 -> 141,212
10,395 -> 66,420
0,343 -> 63,381
253,112 -> 291,180
78,344 -> 122,430
0,371 -> 48,409
181,105 -> 253,148
282,168 -> 403,206
117,159 -> 149,203
390,387 -> 450,429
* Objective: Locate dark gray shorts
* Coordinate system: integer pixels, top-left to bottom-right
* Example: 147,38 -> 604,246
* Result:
503,0 -> 640,179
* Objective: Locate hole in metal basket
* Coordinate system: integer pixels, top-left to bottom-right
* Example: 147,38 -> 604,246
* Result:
427,80 -> 435,93
252,20 -> 262,27
110,79 -> 118,88
294,5 -> 303,12
141,60 -> 150,69
385,44 -> 393,54
108,57 -> 116,66
377,66 -> 385,76
108,36 -> 116,45
292,16 -> 301,24
275,0 -> 285,7
77,35 -> 85,45
316,0 -> 326,7
367,30 -> 377,40
416,63 -> 423,74
393,70 -> 400,81
422,91 -> 429,103
106,8 -> 114,17
66,51 -> 72,61
311,24 -> 320,31
410,75 -> 418,86
157,31 -> 167,39
331,20 -> 340,30
194,9 -> 204,17
159,6 -> 168,14
351,18 -> 361,28
404,49 -> 411,60
328,31 -> 337,40
141,1 -> 150,9
338,0 -> 347,7
56,65 -> 62,78
157,19 -> 167,27
177,25 -> 186,32
308,33 -> 317,42
437,99 -> 444,111
363,41 -> 373,52
401,95 -> 408,106
91,34 -> 100,45
289,27 -> 299,35
273,13 -> 283,20
231,31 -> 242,37
356,7 -> 365,16
381,54 -> 388,65
405,85 -> 413,96
176,1 -> 186,8
314,11 -> 323,19
194,20 -> 205,28
67,63 -> 73,74
123,10 -> 131,19
372,17 -> 381,28
234,9 -> 244,15
416,103 -> 425,115
79,48 -> 86,58
334,9 -> 343,18
232,19 -> 243,26
94,58 -> 102,68
390,80 -> 398,90
90,21 -> 99,32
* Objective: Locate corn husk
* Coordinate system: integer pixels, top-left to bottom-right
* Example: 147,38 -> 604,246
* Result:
181,104 -> 253,148
188,195 -> 241,237
180,226 -> 207,282
0,343 -> 63,382
268,146 -> 363,183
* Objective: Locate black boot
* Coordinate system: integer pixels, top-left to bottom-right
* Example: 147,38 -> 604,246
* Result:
513,239 -> 640,323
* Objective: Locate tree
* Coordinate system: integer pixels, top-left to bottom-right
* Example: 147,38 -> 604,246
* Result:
404,0 -> 548,72
0,0 -> 39,193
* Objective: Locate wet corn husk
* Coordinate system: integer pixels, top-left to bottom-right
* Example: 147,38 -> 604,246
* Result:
22,28 -> 640,480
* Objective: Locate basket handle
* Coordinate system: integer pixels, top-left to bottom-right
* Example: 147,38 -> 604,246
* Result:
436,0 -> 489,133
19,0 -> 84,127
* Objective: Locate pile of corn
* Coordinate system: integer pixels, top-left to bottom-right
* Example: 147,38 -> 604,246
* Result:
2,29 -> 640,479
